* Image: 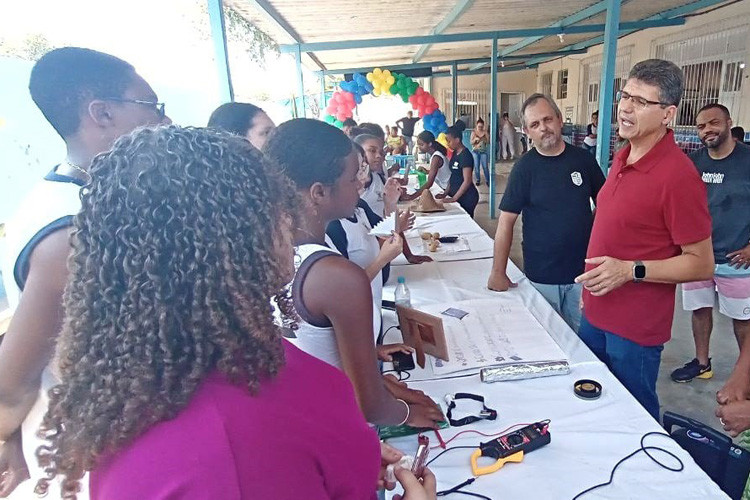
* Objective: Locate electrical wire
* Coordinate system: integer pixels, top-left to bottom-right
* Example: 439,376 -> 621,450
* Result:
571,432 -> 684,500
428,423 -> 533,450
382,369 -> 411,382
425,445 -> 476,467
379,325 -> 400,344
437,477 -> 492,499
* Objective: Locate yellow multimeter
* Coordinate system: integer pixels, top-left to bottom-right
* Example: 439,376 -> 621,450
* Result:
470,421 -> 551,476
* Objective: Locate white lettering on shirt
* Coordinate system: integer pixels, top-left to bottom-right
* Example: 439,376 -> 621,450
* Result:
702,172 -> 725,184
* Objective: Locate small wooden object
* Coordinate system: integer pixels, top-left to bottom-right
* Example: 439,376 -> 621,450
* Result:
396,305 -> 449,368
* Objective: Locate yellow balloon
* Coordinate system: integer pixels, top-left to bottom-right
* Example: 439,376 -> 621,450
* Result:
436,132 -> 448,148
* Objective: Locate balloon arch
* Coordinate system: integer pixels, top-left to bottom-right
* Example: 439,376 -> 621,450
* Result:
323,68 -> 449,141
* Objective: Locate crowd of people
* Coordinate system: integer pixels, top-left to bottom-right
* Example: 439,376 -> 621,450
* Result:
0,46 -> 749,500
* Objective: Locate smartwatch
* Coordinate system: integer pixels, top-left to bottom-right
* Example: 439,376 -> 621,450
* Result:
633,260 -> 646,283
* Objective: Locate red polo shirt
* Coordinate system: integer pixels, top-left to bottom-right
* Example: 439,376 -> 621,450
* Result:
582,130 -> 711,346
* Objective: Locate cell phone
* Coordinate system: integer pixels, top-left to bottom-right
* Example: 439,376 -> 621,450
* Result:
382,299 -> 396,311
412,435 -> 430,477
391,351 -> 415,371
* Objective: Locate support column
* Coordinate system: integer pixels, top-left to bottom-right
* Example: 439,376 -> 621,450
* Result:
489,37 -> 498,219
451,62 -> 458,124
207,0 -> 234,103
294,44 -> 306,118
320,75 -> 327,113
595,0 -> 622,173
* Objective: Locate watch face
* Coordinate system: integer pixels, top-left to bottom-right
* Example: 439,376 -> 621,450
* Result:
634,264 -> 646,280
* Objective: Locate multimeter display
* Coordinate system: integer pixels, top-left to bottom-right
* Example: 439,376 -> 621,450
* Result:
483,421 -> 551,459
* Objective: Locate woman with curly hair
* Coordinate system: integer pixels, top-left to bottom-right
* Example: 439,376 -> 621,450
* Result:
34,126 -> 389,499
264,119 -> 444,429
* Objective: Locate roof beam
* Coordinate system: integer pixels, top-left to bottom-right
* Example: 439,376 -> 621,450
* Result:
412,0 -> 474,63
526,0 -> 730,66
469,0 -> 621,72
432,64 -> 538,78
314,49 -> 588,76
279,18 -> 685,53
243,0 -> 327,70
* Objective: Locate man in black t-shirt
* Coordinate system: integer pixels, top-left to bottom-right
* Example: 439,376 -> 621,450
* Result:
671,103 -> 750,385
396,111 -> 420,155
488,94 -> 605,332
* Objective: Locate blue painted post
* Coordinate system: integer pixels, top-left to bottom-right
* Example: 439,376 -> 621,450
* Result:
489,37 -> 498,219
207,0 -> 234,102
595,0 -> 621,172
294,44 -> 306,118
320,75 -> 327,113
451,62 -> 458,124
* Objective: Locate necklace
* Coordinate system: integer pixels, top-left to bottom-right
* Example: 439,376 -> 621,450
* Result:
61,160 -> 91,182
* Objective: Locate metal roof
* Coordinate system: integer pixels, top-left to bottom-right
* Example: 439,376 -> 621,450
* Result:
228,0 -> 734,74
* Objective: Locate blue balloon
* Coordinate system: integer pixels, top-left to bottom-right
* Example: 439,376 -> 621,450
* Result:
422,110 -> 447,135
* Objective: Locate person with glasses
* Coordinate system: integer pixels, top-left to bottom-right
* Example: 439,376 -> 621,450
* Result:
0,47 -> 170,497
575,59 -> 714,421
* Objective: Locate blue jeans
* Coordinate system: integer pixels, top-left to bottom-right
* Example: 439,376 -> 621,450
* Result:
471,151 -> 489,183
530,282 -> 582,333
578,315 -> 664,420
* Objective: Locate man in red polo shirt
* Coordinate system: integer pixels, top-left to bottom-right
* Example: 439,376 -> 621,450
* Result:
575,59 -> 714,420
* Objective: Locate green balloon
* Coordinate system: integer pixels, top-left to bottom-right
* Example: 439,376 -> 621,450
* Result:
334,119 -> 344,128
324,114 -> 335,124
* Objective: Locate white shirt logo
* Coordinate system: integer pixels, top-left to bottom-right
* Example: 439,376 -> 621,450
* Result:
571,171 -> 583,186
701,172 -> 724,184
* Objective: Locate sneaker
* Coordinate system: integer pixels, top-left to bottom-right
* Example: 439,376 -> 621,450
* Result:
670,358 -> 713,383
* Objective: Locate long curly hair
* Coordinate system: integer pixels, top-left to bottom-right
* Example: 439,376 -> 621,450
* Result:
35,126 -> 298,498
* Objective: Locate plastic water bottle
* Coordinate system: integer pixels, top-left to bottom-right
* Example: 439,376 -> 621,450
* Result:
395,276 -> 412,309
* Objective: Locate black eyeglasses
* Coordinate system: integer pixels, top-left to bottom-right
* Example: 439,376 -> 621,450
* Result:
105,98 -> 166,118
616,90 -> 669,109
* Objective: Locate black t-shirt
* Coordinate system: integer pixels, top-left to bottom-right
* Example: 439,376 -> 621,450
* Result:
449,148 -> 474,193
689,143 -> 750,264
398,117 -> 420,137
499,143 -> 606,284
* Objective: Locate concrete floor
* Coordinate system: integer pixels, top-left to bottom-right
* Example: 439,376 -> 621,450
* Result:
473,159 -> 739,431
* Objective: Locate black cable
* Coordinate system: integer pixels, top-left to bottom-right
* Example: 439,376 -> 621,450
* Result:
380,325 -> 400,344
437,477 -> 492,499
571,432 -> 684,500
382,369 -> 411,382
425,446 -> 476,467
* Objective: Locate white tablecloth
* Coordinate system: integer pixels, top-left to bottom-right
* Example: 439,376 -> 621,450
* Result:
383,206 -> 728,499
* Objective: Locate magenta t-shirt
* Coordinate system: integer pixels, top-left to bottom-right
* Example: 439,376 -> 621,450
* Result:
90,340 -> 380,499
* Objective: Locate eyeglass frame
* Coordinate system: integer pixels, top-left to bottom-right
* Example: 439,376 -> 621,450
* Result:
616,90 -> 671,109
103,97 -> 166,118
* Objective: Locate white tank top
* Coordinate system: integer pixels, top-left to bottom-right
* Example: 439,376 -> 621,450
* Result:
290,243 -> 344,370
432,150 -> 451,189
360,171 -> 386,217
1,167 -> 89,498
1,168 -> 83,309
339,209 -> 383,340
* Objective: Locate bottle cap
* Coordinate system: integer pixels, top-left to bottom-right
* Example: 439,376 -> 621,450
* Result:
398,276 -> 405,283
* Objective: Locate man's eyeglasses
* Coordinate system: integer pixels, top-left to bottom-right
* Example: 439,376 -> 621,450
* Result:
105,98 -> 166,118
616,90 -> 669,109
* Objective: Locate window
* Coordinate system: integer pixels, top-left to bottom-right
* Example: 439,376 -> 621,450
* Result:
654,25 -> 749,126
579,46 -> 632,124
557,70 -> 568,99
540,72 -> 552,97
587,82 -> 599,103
